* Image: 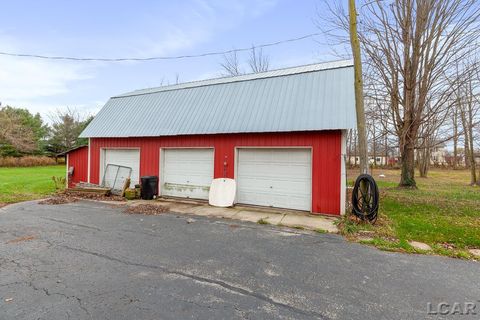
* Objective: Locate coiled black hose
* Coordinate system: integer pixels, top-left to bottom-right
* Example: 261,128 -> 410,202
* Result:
351,174 -> 379,223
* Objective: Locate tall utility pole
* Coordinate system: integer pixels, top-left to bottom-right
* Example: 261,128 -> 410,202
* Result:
348,0 -> 369,175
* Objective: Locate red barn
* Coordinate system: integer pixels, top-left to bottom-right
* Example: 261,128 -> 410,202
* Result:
63,145 -> 89,188
70,60 -> 356,215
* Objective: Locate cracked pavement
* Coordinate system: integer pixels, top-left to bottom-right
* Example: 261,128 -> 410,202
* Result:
0,201 -> 479,319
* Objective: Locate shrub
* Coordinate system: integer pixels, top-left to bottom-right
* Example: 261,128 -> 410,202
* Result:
51,176 -> 66,191
0,156 -> 57,167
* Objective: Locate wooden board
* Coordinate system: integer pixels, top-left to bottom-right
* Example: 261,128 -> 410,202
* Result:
67,187 -> 111,195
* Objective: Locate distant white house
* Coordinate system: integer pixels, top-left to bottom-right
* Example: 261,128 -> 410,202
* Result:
348,144 -> 448,167
348,155 -> 389,166
430,144 -> 447,165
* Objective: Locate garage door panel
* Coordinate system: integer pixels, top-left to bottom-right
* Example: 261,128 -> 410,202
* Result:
162,149 -> 213,200
165,149 -> 212,161
239,163 -> 309,179
163,174 -> 206,183
237,148 -> 311,211
272,196 -> 308,211
166,163 -> 213,174
237,191 -> 269,207
243,149 -> 310,163
103,149 -> 140,185
238,182 -> 309,195
270,166 -> 310,179
272,182 -> 310,194
164,165 -> 213,176
163,173 -> 212,186
238,178 -> 309,193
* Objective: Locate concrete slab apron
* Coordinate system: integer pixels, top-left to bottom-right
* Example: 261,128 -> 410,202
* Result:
188,206 -> 240,219
280,215 -> 338,233
155,200 -> 338,233
232,210 -> 285,224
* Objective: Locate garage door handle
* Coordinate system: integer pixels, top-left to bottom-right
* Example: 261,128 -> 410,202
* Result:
270,186 -> 273,189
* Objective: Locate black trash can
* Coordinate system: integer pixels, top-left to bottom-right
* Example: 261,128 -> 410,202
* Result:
140,176 -> 158,200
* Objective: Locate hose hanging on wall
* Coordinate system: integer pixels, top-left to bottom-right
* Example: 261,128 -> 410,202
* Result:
351,174 -> 379,223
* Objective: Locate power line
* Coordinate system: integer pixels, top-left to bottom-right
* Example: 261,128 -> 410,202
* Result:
0,32 -> 321,62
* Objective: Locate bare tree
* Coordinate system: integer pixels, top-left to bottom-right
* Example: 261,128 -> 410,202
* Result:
220,51 -> 243,76
248,47 -> 270,73
475,124 -> 480,150
351,130 -> 358,166
221,47 -> 271,76
48,108 -> 93,154
452,106 -> 459,169
457,62 -> 480,185
346,129 -> 351,165
416,104 -> 441,177
323,0 -> 480,187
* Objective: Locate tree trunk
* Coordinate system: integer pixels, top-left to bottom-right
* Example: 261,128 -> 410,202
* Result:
347,129 -> 352,166
349,0 -> 369,175
384,134 -> 388,167
460,107 -> 471,168
399,136 -> 416,187
452,108 -> 458,169
418,146 -> 430,178
372,125 -> 377,167
467,105 -> 477,185
353,130 -> 358,167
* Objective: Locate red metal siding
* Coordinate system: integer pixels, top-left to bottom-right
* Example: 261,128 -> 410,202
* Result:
67,146 -> 89,188
89,131 -> 342,215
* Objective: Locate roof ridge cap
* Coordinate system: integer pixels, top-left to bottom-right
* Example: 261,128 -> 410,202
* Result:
113,59 -> 353,98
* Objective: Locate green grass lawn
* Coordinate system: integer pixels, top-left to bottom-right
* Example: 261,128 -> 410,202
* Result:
0,165 -> 65,204
346,168 -> 480,258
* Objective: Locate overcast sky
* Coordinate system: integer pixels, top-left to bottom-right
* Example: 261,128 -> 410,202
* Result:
0,0 -> 341,120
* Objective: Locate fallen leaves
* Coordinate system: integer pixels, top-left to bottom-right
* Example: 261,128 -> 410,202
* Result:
69,192 -> 125,202
124,204 -> 170,215
38,194 -> 77,205
7,235 -> 35,244
38,192 -> 126,205
441,242 -> 457,250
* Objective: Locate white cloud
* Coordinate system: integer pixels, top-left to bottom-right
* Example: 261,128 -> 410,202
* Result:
131,0 -> 280,57
0,34 -> 93,116
0,56 -> 91,101
0,0 -> 280,117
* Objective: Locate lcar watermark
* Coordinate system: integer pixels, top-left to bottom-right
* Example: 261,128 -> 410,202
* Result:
427,301 -> 479,316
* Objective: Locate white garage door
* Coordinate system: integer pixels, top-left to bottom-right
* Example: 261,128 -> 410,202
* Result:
161,149 -> 214,200
102,149 -> 140,186
236,148 -> 311,211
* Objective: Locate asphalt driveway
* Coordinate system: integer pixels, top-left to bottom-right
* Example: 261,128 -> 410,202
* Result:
0,201 -> 479,320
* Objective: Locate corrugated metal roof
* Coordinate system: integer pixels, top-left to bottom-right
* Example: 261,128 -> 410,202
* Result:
80,59 -> 356,138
